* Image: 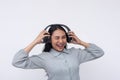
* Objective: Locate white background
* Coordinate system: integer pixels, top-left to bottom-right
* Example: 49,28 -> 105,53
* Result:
0,0 -> 120,80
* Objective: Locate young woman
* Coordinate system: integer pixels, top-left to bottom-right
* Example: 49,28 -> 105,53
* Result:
12,24 -> 104,80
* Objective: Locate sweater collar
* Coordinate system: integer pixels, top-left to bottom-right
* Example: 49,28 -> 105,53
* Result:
49,48 -> 69,57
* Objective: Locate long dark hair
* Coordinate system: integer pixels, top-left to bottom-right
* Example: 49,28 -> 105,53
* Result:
43,25 -> 69,52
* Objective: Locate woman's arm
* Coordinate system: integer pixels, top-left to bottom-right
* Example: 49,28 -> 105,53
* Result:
24,30 -> 50,53
12,30 -> 49,69
68,31 -> 104,64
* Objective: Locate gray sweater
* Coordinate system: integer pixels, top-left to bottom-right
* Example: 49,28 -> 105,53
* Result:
12,43 -> 104,80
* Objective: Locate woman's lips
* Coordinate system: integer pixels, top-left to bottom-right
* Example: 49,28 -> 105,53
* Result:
56,44 -> 65,49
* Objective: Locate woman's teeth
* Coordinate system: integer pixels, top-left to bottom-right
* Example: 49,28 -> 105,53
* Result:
57,44 -> 64,47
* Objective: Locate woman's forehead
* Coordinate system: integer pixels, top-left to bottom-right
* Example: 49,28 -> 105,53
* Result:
52,29 -> 66,36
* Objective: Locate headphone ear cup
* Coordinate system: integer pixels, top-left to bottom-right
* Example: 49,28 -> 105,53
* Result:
67,34 -> 72,42
67,37 -> 72,42
43,36 -> 50,43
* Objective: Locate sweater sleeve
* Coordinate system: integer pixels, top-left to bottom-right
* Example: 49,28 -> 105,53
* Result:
78,43 -> 104,64
12,49 -> 45,69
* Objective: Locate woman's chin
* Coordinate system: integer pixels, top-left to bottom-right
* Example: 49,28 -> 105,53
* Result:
56,47 -> 64,52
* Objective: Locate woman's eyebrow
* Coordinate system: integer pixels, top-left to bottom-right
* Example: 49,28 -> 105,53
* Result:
53,34 -> 66,37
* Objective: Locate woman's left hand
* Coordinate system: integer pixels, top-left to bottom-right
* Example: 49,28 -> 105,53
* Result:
68,31 -> 82,44
68,31 -> 90,48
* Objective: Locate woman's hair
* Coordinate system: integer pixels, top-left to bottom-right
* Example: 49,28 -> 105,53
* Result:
43,25 -> 68,52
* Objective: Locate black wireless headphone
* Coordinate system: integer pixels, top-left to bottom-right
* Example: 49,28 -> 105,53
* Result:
42,24 -> 72,43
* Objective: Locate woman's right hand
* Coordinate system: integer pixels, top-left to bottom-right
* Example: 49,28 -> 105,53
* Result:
33,30 -> 50,45
24,30 -> 50,53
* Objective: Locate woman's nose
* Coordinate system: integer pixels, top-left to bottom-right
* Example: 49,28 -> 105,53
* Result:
59,39 -> 63,43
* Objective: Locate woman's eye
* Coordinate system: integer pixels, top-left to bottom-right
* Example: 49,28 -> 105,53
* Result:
54,36 -> 66,40
62,36 -> 66,39
55,37 -> 59,40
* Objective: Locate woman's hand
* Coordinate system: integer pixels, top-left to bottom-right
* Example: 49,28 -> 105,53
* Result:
24,30 -> 50,53
68,31 -> 81,44
33,30 -> 50,45
68,31 -> 90,48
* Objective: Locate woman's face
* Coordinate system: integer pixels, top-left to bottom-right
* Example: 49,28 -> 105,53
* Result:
51,29 -> 67,52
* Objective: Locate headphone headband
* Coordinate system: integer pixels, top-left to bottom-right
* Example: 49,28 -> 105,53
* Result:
44,24 -> 71,32
43,24 -> 72,43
